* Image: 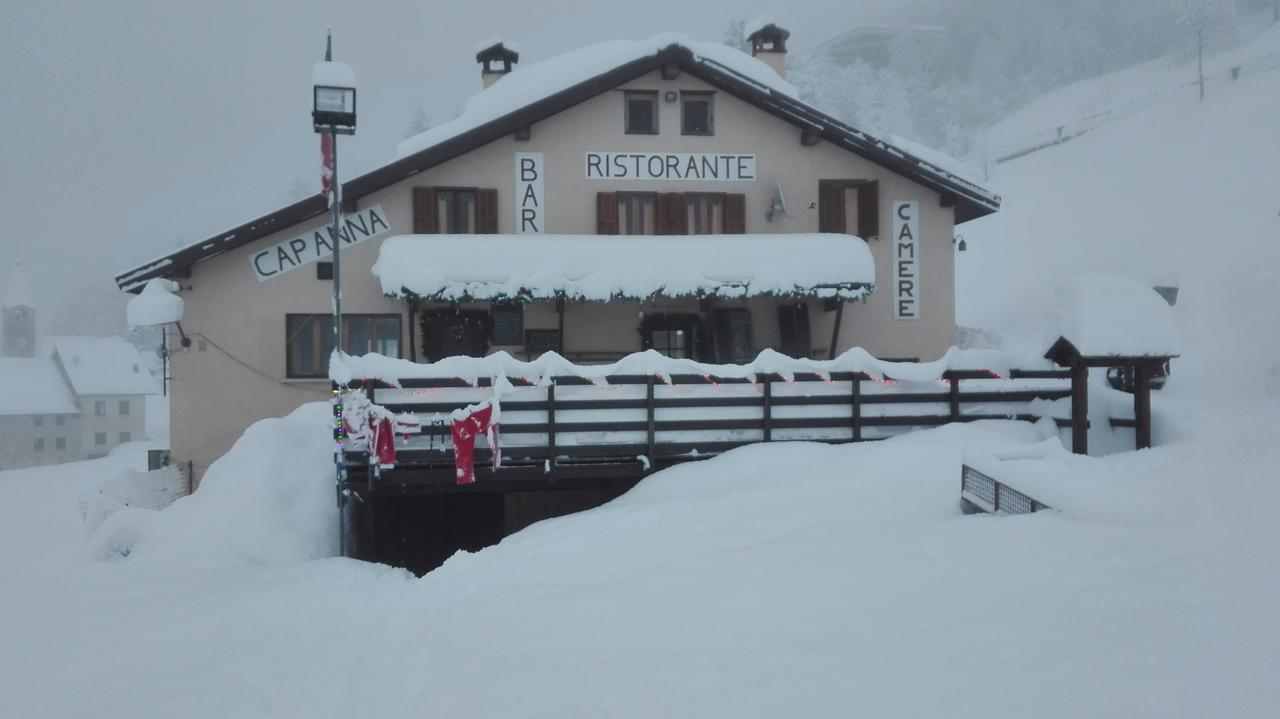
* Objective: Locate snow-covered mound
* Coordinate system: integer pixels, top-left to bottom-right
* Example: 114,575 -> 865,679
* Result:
88,402 -> 337,566
1050,274 -> 1181,357
959,27 -> 1280,388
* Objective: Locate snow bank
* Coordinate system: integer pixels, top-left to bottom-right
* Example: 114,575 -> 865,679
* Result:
0,357 -> 80,415
87,403 -> 338,566
1050,274 -> 1181,357
126,277 -> 184,327
312,60 -> 355,88
372,233 -> 875,301
331,345 -> 1054,387
395,33 -> 798,160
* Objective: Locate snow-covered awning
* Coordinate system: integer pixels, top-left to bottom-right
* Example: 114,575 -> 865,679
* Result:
372,233 -> 875,302
1047,274 -> 1181,359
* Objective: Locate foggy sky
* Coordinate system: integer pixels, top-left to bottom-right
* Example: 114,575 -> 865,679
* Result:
0,0 -> 906,315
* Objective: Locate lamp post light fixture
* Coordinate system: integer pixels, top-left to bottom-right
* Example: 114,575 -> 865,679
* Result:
313,30 -> 357,554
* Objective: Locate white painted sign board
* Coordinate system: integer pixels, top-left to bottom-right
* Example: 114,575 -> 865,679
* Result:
892,200 -> 920,320
585,152 -> 756,181
515,152 -> 545,233
250,204 -> 391,282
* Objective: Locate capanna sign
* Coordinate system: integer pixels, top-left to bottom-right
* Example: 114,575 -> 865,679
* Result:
250,205 -> 390,281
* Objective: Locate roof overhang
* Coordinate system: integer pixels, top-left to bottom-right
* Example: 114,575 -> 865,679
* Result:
373,233 -> 875,303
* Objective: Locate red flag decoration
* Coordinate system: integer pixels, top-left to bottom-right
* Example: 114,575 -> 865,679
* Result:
320,131 -> 334,203
452,403 -> 500,485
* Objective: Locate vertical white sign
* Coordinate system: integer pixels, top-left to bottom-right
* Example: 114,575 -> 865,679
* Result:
515,152 -> 544,233
892,201 -> 920,320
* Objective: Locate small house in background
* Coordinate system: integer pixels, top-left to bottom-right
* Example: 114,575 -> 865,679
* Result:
0,265 -> 159,470
1044,274 -> 1180,452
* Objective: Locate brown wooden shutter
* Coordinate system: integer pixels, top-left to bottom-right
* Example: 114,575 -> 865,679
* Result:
412,187 -> 437,234
659,193 -> 688,235
818,180 -> 845,233
856,180 -> 879,239
776,303 -> 812,358
724,194 -> 746,234
476,188 -> 498,233
596,192 -> 618,234
656,194 -> 673,235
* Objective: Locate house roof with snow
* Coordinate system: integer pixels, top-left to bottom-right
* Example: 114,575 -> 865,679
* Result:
115,34 -> 1001,293
0,357 -> 81,415
1044,274 -> 1181,363
52,337 -> 160,396
374,233 -> 875,302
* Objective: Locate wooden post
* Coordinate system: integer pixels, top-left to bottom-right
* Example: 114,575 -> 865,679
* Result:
645,376 -> 656,468
359,492 -> 377,563
851,374 -> 862,442
827,301 -> 844,359
547,380 -> 557,481
947,373 -> 960,422
407,297 -> 419,362
556,296 -> 566,354
1070,362 -> 1089,455
1134,364 -> 1152,450
761,374 -> 773,442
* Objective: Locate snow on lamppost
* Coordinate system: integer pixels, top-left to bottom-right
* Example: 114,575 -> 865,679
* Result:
312,30 -> 356,553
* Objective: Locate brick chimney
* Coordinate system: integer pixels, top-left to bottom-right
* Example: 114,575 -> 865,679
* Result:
745,19 -> 790,80
475,36 -> 520,89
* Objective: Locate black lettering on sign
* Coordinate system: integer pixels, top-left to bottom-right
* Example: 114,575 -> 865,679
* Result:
737,155 -> 754,180
522,208 -> 539,233
521,157 -> 539,181
276,246 -> 296,269
369,208 -> 389,233
522,184 -> 539,207
252,251 -> 277,277
586,154 -> 602,179
314,231 -> 333,256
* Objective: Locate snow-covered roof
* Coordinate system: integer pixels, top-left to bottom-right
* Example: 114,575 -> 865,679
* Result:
0,358 -> 80,416
888,134 -> 985,189
3,263 -> 34,309
1049,274 -> 1181,358
127,278 -> 184,327
396,33 -> 799,160
372,233 -> 875,302
52,337 -> 160,396
474,34 -> 521,55
743,15 -> 778,41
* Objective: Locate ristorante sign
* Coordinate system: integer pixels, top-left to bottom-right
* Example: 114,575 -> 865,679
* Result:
250,205 -> 390,281
585,152 -> 757,182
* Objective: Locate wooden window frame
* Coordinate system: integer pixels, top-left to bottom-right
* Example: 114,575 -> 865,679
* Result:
490,303 -> 525,346
616,192 -> 659,235
624,91 -> 659,135
286,313 -> 403,379
435,187 -> 479,234
681,91 -> 715,136
685,192 -> 727,234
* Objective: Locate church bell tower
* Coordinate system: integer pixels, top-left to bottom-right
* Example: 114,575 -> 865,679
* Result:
2,264 -> 37,358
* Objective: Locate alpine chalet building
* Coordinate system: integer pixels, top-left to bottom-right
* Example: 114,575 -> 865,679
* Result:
116,24 -> 1000,485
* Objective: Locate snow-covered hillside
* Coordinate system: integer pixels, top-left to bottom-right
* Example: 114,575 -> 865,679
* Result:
959,24 -> 1280,388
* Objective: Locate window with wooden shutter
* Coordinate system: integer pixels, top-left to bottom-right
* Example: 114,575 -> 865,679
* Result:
856,180 -> 879,239
818,180 -> 844,233
723,194 -> 746,234
476,188 -> 498,233
596,192 -> 618,234
412,187 -> 437,234
712,308 -> 753,363
657,193 -> 688,235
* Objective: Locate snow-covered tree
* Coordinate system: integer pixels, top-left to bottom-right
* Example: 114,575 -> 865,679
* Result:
1172,0 -> 1237,101
404,107 -> 432,140
721,19 -> 750,54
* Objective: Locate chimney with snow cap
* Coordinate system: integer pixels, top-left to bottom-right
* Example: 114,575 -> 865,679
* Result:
475,36 -> 520,89
744,16 -> 789,80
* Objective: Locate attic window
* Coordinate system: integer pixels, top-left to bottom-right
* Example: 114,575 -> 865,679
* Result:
681,92 -> 713,136
624,91 -> 657,135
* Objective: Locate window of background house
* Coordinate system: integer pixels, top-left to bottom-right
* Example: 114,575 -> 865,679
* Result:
618,193 -> 658,234
94,401 -> 105,417
686,194 -> 725,234
491,303 -> 524,345
436,189 -> 477,234
119,431 -> 131,444
681,92 -> 714,135
34,438 -> 45,452
625,91 -> 657,134
287,314 -> 402,378
94,432 -> 106,446
118,400 -> 130,416
55,437 -> 66,450
33,415 -> 44,427
55,415 -> 65,426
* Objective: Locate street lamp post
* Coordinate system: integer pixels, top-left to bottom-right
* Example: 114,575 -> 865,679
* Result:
312,31 -> 357,555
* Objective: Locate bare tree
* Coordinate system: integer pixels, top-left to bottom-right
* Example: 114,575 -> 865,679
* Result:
1173,0 -> 1237,102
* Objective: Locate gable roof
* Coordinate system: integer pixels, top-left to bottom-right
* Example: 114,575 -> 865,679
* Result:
0,357 -> 81,416
52,336 -> 160,396
116,34 -> 1000,292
